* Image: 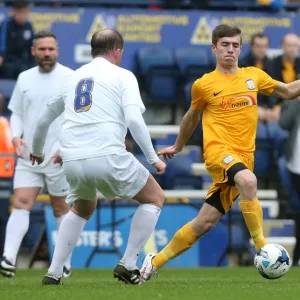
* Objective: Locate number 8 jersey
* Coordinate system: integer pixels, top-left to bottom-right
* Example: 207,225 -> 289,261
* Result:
48,57 -> 146,162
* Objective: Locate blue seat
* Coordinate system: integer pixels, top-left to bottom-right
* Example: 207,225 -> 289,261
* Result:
153,134 -> 177,147
229,202 -> 250,253
138,47 -> 174,74
216,201 -> 251,265
184,81 -> 193,107
183,145 -> 201,163
162,154 -> 202,190
137,47 -> 177,102
175,47 -> 212,82
0,79 -> 16,99
254,121 -> 272,178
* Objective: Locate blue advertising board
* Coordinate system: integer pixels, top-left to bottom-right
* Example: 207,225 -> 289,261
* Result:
45,203 -> 228,268
0,8 -> 298,71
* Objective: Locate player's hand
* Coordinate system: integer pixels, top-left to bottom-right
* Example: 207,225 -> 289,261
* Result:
152,160 -> 167,175
157,145 -> 181,161
266,107 -> 280,123
258,107 -> 267,122
12,137 -> 28,158
52,150 -> 63,165
30,152 -> 45,165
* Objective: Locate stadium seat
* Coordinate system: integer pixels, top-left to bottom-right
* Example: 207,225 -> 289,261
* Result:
162,154 -> 202,190
217,201 -> 252,266
0,79 -> 16,99
137,47 -> 178,101
153,134 -> 177,146
137,47 -> 178,123
175,47 -> 213,82
254,122 -> 272,178
184,81 -> 193,108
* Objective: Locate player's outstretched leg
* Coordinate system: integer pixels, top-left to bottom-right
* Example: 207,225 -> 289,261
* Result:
42,199 -> 96,285
140,203 -> 222,283
113,174 -> 164,284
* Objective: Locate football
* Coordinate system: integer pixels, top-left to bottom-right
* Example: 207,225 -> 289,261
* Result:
254,244 -> 291,279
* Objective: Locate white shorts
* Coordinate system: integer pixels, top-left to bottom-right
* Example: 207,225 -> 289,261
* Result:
13,162 -> 69,197
63,153 -> 150,204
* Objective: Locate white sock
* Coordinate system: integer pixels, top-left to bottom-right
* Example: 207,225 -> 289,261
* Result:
55,215 -> 72,270
122,204 -> 161,270
49,211 -> 86,278
3,209 -> 30,265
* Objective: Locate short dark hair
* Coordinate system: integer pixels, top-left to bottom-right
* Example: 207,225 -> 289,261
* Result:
91,29 -> 124,58
12,0 -> 29,10
33,31 -> 57,46
250,33 -> 269,46
212,24 -> 242,46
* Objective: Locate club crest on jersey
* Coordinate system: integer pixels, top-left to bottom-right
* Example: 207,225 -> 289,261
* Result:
245,79 -> 255,90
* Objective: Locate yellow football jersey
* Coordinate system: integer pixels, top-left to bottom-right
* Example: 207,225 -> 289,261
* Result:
191,67 -> 279,158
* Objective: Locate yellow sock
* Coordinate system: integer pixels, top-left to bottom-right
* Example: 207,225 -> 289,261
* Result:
152,222 -> 198,269
240,198 -> 267,251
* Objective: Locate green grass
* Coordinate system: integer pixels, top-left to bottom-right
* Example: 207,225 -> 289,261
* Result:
1,268 -> 300,300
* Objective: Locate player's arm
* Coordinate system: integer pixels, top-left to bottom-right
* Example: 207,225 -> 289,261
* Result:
124,105 -> 166,174
124,105 -> 157,163
121,71 -> 166,174
174,107 -> 201,152
271,80 -> 300,100
157,80 -> 204,159
8,77 -> 28,157
31,95 -> 64,165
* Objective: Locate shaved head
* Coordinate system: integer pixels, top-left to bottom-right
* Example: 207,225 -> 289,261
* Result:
282,33 -> 299,45
91,29 -> 124,58
281,33 -> 299,61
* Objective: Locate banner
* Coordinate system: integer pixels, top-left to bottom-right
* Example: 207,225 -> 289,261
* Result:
45,203 -> 228,268
0,8 -> 298,71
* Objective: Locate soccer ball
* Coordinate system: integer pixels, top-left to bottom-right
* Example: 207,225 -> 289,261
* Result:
254,244 -> 291,279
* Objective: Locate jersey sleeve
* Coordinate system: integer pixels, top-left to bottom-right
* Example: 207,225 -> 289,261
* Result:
256,68 -> 279,96
46,78 -> 69,117
121,71 -> 145,114
191,80 -> 206,111
8,77 -> 23,115
46,94 -> 64,117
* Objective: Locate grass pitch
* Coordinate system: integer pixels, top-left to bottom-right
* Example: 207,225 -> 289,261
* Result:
1,267 -> 300,300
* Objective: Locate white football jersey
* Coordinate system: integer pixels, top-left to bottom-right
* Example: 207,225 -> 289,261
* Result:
48,57 -> 145,161
8,63 -> 73,167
